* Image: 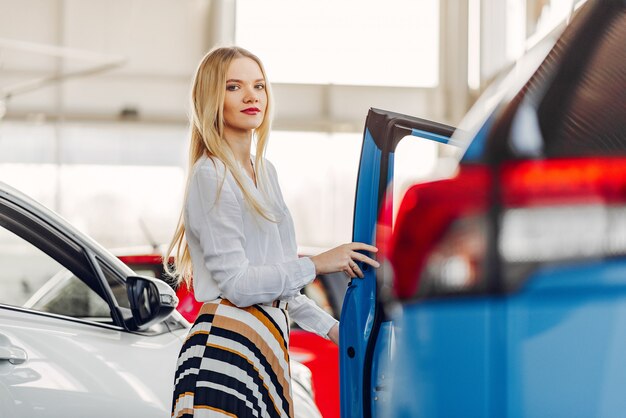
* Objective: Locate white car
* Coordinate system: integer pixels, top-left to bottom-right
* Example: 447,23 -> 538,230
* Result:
0,181 -> 321,418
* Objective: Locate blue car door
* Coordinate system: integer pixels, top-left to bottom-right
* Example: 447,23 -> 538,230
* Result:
340,108 -> 456,418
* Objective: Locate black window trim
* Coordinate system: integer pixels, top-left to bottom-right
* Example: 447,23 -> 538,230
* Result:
0,197 -> 128,329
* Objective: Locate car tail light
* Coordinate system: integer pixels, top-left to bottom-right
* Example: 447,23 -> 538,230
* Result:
388,167 -> 491,299
388,158 -> 626,300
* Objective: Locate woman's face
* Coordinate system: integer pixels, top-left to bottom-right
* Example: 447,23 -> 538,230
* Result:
222,57 -> 267,137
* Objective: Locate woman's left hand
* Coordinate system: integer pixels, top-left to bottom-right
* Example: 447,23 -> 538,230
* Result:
310,242 -> 379,278
327,323 -> 339,345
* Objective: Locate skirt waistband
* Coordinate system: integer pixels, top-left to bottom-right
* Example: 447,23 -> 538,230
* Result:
210,297 -> 288,310
263,300 -> 289,309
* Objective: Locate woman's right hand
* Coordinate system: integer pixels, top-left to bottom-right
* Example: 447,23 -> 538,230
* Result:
310,242 -> 379,279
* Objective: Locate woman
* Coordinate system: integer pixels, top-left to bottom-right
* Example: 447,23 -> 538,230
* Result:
167,46 -> 379,418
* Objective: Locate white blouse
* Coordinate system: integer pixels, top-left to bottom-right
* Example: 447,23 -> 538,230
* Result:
184,154 -> 338,337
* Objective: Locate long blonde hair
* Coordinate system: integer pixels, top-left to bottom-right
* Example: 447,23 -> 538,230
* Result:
164,46 -> 275,288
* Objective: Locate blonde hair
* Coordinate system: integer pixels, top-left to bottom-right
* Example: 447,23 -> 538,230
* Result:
164,46 -> 275,289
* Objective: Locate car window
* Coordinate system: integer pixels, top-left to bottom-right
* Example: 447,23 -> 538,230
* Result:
23,260 -> 130,320
0,208 -> 116,324
25,270 -> 112,319
541,10 -> 626,156
498,5 -> 625,159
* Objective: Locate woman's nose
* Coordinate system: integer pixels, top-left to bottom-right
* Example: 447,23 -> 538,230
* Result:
243,87 -> 259,103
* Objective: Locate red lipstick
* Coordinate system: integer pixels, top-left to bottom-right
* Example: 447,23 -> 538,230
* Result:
241,107 -> 261,115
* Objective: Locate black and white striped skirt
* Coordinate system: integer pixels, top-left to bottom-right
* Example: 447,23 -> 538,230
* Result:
172,299 -> 293,418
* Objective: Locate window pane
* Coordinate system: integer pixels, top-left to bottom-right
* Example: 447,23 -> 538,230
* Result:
236,0 -> 439,87
2,163 -> 185,249
0,225 -> 114,323
27,271 -> 112,319
542,10 -> 626,156
0,120 -> 187,250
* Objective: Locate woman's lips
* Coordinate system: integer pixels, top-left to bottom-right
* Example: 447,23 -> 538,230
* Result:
241,107 -> 261,115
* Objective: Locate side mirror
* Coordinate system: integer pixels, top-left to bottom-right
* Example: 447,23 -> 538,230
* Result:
126,275 -> 178,331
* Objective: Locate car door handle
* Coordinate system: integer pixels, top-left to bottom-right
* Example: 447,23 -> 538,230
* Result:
0,346 -> 28,365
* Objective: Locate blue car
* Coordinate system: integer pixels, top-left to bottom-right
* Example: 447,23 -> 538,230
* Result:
340,0 -> 626,416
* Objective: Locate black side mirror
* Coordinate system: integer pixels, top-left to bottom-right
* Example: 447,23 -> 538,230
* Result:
126,275 -> 178,331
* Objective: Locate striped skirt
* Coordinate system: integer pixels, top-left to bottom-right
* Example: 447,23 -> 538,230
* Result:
171,299 -> 293,418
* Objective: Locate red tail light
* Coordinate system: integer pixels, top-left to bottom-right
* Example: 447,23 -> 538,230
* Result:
389,167 -> 490,299
388,158 -> 626,300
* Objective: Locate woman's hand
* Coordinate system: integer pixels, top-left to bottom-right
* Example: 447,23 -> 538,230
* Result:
327,323 -> 339,345
310,242 -> 379,279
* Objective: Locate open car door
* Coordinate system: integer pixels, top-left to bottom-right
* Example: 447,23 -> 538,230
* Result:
340,108 -> 457,417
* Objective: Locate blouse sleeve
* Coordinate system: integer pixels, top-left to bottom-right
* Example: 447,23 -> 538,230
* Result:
287,294 -> 339,338
185,161 -> 316,307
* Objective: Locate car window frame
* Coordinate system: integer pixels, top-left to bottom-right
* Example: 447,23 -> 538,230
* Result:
0,195 -> 127,330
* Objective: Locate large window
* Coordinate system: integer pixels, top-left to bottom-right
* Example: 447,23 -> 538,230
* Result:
236,0 -> 440,87
0,121 -> 187,249
468,0 -> 587,90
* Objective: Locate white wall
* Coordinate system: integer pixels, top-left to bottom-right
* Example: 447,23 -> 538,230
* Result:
4,0 -> 566,253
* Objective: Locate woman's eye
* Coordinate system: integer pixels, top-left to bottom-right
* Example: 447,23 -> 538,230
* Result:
255,84 -> 265,90
226,85 -> 239,91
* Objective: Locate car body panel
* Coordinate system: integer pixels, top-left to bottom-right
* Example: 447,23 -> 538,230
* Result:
0,307 -> 185,418
391,259 -> 626,417
385,299 -> 496,417
503,259 -> 626,418
372,1 -> 626,417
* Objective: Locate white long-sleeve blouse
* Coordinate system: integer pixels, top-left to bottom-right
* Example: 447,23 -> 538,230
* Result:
184,154 -> 338,337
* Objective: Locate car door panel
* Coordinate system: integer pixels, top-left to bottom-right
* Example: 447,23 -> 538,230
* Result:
0,307 -> 184,418
0,185 -> 186,417
340,108 -> 455,418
